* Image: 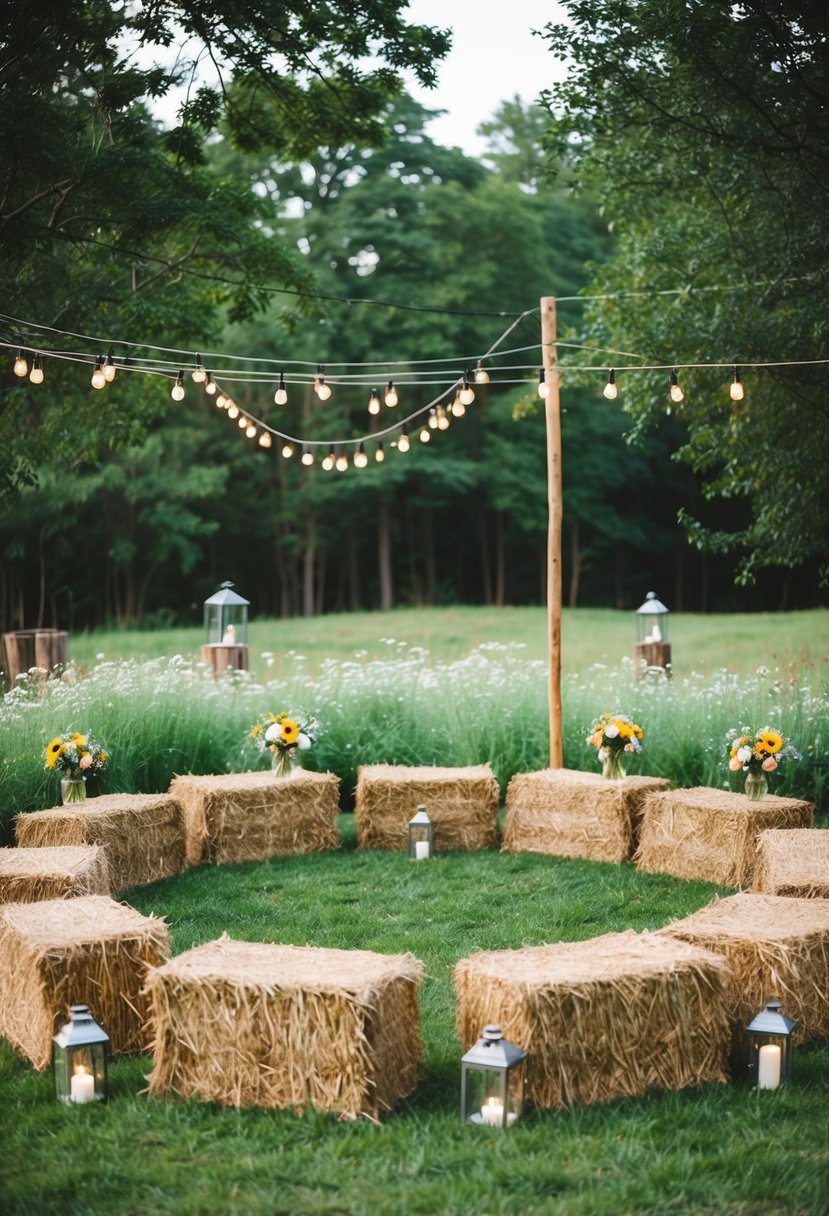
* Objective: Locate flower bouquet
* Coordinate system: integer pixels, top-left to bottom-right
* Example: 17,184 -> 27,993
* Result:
44,731 -> 108,804
586,712 -> 644,779
726,726 -> 797,800
249,710 -> 317,778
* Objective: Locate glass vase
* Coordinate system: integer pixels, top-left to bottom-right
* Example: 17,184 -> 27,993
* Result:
600,749 -> 625,780
745,770 -> 768,801
60,777 -> 87,805
271,748 -> 297,779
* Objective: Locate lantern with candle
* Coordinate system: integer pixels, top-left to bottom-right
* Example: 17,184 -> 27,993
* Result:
202,581 -> 250,674
633,591 -> 672,677
745,999 -> 796,1089
53,1005 -> 109,1106
407,805 -> 434,860
460,1023 -> 526,1127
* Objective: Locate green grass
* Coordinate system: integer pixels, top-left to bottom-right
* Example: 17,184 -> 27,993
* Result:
2,818 -> 828,1215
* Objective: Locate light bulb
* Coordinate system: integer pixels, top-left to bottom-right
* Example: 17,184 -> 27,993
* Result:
730,368 -> 744,401
13,351 -> 28,378
354,442 -> 368,468
29,358 -> 44,385
258,432 -> 272,448
321,448 -> 335,471
398,427 -> 410,453
428,409 -> 438,430
103,351 -> 116,382
91,358 -> 106,389
368,388 -> 381,415
171,372 -> 185,401
205,374 -> 216,395
227,403 -> 240,419
384,380 -> 398,407
192,355 -> 206,384
669,371 -> 684,404
437,406 -> 450,430
274,374 -> 288,405
315,368 -> 332,400
452,396 -> 466,418
281,440 -> 294,457
420,427 -> 430,443
336,452 -> 349,471
301,445 -> 314,466
216,392 -> 228,408
538,368 -> 550,399
474,362 -> 490,384
602,369 -> 617,400
238,415 -> 249,429
375,442 -> 385,462
459,376 -> 475,406
246,423 -> 258,438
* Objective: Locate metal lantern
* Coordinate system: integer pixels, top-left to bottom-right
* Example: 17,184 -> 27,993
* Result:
635,591 -> 670,644
53,1005 -> 109,1106
745,999 -> 797,1089
203,581 -> 249,647
408,805 -> 434,860
460,1023 -> 526,1127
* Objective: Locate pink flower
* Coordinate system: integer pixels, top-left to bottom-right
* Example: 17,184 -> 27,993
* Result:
79,753 -> 93,770
728,757 -> 743,772
761,756 -> 778,772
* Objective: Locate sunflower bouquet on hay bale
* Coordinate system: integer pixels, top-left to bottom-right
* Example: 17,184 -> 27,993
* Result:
44,732 -> 108,804
726,726 -> 799,801
586,712 -> 644,780
249,711 -> 317,778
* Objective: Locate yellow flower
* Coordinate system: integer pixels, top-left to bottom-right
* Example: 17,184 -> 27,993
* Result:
730,734 -> 750,759
755,728 -> 784,756
72,733 -> 86,746
45,738 -> 65,767
250,725 -> 262,736
280,718 -> 299,745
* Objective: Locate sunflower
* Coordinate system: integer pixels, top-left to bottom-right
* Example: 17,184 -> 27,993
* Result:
755,728 -> 785,756
45,738 -> 65,767
280,718 -> 300,745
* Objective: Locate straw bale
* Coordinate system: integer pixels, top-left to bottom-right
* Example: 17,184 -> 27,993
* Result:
0,846 -> 109,903
170,770 -> 341,866
503,768 -> 672,862
454,930 -> 730,1109
660,892 -> 829,1043
355,764 -> 499,852
634,786 -> 813,888
0,894 -> 170,1068
145,936 -> 424,1117
752,829 -> 829,898
15,793 -> 186,892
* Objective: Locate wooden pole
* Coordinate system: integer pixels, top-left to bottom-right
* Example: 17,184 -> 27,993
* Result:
541,296 -> 563,767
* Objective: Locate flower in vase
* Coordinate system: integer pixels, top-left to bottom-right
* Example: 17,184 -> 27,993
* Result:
44,731 -> 108,779
250,710 -> 318,768
726,726 -> 798,783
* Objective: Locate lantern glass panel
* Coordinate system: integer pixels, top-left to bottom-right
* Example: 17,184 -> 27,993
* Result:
635,591 -> 669,643
745,1000 -> 796,1088
461,1063 -> 524,1126
53,1005 -> 109,1105
203,582 -> 249,646
407,806 -> 434,859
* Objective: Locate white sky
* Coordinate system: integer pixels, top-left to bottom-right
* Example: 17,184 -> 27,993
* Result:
403,0 -> 568,155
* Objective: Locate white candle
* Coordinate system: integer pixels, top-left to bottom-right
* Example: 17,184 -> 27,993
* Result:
652,623 -> 662,642
414,840 -> 430,860
70,1066 -> 95,1104
480,1097 -> 504,1125
758,1044 -> 782,1089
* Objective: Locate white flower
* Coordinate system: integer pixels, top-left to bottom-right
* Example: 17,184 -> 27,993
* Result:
737,745 -> 753,764
297,732 -> 312,750
264,723 -> 282,743
604,724 -> 620,739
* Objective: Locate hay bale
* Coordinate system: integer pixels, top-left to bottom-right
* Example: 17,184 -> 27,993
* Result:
454,930 -> 730,1109
0,894 -> 170,1068
170,770 -> 341,866
145,936 -> 424,1117
15,793 -> 186,892
634,786 -> 813,888
752,829 -> 829,898
660,892 -> 829,1044
355,764 -> 499,852
503,768 -> 672,863
0,846 -> 110,903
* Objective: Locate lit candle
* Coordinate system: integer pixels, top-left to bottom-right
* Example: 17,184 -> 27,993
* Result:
480,1096 -> 504,1125
652,623 -> 662,642
758,1044 -> 782,1089
70,1066 -> 95,1104
415,841 -> 430,860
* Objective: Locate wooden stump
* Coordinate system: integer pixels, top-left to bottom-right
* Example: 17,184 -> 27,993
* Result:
633,641 -> 671,676
2,629 -> 68,685
201,643 -> 248,675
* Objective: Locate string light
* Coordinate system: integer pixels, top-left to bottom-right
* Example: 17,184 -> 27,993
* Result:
29,356 -> 44,385
103,350 -> 116,382
384,380 -> 398,407
13,350 -> 28,378
474,361 -> 490,384
91,358 -> 106,389
397,424 -> 410,453
171,371 -> 185,401
315,367 -> 332,401
458,374 -> 475,406
246,422 -> 258,439
258,432 -> 272,448
451,391 -> 466,418
437,405 -> 450,430
215,391 -> 228,408
335,450 -> 349,471
321,447 -> 335,471
354,441 -> 368,468
603,369 -> 618,400
227,402 -> 240,419
368,388 -> 381,415
281,439 -> 294,457
538,368 -> 550,399
375,441 -> 385,463
191,355 -> 206,384
301,445 -> 314,466
238,415 -> 249,429
420,426 -> 431,443
205,373 -> 217,395
669,370 -> 684,404
730,367 -> 744,401
274,373 -> 288,405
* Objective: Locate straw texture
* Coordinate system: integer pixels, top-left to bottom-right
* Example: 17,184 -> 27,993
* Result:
503,768 -> 672,862
15,793 -> 186,892
660,892 -> 829,1043
146,936 -> 424,1117
355,764 -> 499,852
170,770 -> 341,866
454,930 -> 731,1108
752,829 -> 829,898
634,786 -> 813,887
0,894 -> 170,1068
0,846 -> 110,903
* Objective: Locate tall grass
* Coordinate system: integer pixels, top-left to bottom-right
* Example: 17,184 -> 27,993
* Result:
1,641 -> 827,841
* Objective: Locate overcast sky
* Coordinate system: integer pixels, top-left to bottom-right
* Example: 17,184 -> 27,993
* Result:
403,0 -> 568,155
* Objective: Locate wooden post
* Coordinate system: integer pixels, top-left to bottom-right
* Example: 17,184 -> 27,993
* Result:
541,296 -> 563,768
201,644 -> 249,676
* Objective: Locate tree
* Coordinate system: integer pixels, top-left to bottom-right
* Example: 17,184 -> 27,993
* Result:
540,0 -> 829,585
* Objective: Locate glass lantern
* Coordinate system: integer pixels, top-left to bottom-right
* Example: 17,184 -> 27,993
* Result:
745,999 -> 797,1089
408,805 -> 434,860
635,591 -> 670,644
203,581 -> 249,647
53,1005 -> 109,1106
460,1023 -> 526,1127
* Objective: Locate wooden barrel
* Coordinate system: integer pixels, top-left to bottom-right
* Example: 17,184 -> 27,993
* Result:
2,629 -> 69,686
